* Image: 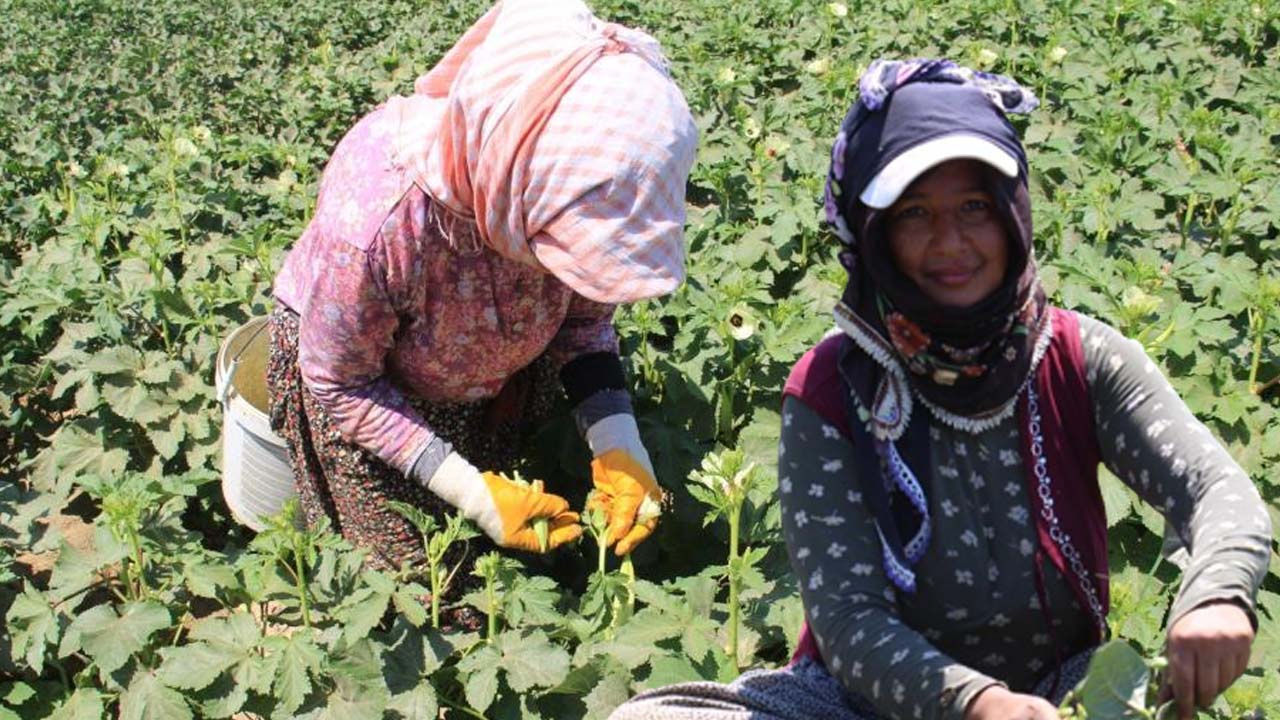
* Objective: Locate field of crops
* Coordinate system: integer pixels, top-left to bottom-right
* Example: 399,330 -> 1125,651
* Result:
1,0 -> 1277,717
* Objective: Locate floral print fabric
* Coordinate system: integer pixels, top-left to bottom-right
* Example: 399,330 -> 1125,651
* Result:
272,100 -> 618,473
266,306 -> 556,588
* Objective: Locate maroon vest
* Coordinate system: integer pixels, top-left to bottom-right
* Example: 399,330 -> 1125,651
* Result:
785,307 -> 1107,666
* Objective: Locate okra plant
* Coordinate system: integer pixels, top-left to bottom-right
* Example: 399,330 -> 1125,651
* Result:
688,449 -> 764,670
388,500 -> 479,628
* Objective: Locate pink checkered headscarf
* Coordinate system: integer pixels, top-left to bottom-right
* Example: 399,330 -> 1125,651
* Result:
401,0 -> 697,304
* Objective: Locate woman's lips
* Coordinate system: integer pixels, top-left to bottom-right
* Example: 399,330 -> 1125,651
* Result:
926,266 -> 980,287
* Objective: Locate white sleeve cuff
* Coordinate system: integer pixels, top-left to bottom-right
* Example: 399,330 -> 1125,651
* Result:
585,413 -> 655,481
424,452 -> 502,540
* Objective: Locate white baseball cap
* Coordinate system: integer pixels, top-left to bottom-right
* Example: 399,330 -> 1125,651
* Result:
858,134 -> 1019,209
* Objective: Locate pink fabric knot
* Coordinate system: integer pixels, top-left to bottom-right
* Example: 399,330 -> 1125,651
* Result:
599,23 -> 627,54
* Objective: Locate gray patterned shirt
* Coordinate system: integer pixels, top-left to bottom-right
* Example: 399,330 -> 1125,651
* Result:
778,312 -> 1272,720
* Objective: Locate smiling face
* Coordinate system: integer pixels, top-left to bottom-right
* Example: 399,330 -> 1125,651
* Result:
885,159 -> 1010,308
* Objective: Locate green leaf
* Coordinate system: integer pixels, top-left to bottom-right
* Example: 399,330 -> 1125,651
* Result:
504,574 -> 563,627
1098,466 -> 1134,528
84,346 -> 142,375
391,586 -> 428,628
148,423 -> 184,460
190,674 -> 248,719
100,377 -> 172,425
380,620 -> 452,695
182,559 -> 239,599
578,607 -> 683,670
738,407 -> 781,478
642,652 -> 706,689
119,670 -> 193,720
268,631 -> 325,716
157,641 -> 245,692
582,662 -> 632,720
156,612 -> 259,694
66,601 -> 170,676
456,643 -> 500,712
1251,589 -> 1280,669
46,689 -> 106,720
6,586 -> 61,675
1060,640 -> 1150,718
386,685 -> 438,720
498,630 -> 571,692
317,640 -> 389,720
36,420 -> 129,485
336,585 -> 391,646
0,682 -> 35,708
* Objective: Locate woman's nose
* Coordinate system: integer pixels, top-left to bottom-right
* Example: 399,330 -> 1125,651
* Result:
928,214 -> 966,253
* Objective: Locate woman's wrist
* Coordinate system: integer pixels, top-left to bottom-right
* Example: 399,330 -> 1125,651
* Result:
964,684 -> 1010,720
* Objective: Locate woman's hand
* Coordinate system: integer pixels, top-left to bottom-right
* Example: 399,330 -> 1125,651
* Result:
479,472 -> 582,552
589,448 -> 662,555
585,414 -> 664,555
1161,601 -> 1254,719
416,453 -> 581,553
965,686 -> 1061,720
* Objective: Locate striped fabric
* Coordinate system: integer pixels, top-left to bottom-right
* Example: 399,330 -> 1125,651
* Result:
401,0 -> 698,303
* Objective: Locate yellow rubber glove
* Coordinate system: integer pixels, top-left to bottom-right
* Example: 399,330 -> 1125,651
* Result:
589,448 -> 662,555
480,472 -> 583,552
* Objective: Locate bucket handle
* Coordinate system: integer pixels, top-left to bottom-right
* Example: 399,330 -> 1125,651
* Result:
217,320 -> 270,405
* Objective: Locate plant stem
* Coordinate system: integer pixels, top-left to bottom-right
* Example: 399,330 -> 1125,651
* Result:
291,545 -> 311,628
51,657 -> 70,692
727,502 -> 741,672
1247,307 -> 1265,395
621,553 -> 636,619
133,537 -> 148,601
438,690 -> 490,720
485,575 -> 497,644
430,565 -> 442,629
1256,373 -> 1280,397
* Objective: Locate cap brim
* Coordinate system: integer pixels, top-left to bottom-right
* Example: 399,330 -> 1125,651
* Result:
858,134 -> 1019,209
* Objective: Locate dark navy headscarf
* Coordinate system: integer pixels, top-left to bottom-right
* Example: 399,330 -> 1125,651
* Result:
824,59 -> 1050,593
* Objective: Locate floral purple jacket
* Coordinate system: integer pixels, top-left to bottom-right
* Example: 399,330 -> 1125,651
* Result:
273,100 -> 618,473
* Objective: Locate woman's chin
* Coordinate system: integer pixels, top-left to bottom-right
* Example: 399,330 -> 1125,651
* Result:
921,286 -> 990,309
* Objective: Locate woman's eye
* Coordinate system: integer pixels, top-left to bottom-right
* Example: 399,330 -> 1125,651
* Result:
961,199 -> 991,213
893,205 -> 927,221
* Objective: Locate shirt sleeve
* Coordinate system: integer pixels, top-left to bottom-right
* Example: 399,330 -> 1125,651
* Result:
1080,313 -> 1272,626
779,396 -> 1002,720
295,225 -> 436,474
547,293 -> 620,369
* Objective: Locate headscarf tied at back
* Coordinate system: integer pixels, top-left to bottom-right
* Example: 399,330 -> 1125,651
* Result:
822,59 -> 1050,593
392,0 -> 698,304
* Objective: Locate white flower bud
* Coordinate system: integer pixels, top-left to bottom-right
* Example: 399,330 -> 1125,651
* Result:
173,137 -> 198,157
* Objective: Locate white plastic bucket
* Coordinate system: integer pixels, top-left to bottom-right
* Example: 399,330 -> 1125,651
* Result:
216,316 -> 297,531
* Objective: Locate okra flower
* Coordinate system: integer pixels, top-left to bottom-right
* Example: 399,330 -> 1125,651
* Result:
727,304 -> 757,341
173,137 -> 198,158
806,57 -> 831,76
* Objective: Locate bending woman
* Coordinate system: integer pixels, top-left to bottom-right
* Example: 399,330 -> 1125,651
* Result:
609,60 -> 1269,720
265,0 -> 696,594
